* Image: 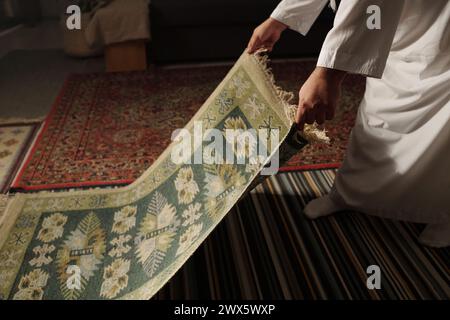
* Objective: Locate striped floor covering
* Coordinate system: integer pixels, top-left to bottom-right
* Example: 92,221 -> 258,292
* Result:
154,170 -> 450,300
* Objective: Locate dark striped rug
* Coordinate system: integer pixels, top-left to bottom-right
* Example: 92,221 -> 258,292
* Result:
154,170 -> 450,300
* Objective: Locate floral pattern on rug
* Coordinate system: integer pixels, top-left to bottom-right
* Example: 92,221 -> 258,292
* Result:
13,62 -> 364,191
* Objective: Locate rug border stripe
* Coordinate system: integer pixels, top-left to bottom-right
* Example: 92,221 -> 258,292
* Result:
11,77 -> 77,191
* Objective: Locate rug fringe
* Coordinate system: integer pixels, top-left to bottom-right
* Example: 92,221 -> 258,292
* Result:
252,50 -> 330,144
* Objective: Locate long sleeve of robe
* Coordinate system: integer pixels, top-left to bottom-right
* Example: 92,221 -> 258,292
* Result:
271,0 -> 405,78
270,0 -> 450,224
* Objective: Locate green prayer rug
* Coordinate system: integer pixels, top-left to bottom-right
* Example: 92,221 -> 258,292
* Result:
0,52 -> 327,300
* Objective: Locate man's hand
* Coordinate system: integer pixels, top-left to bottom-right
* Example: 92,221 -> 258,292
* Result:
247,18 -> 288,54
296,67 -> 346,130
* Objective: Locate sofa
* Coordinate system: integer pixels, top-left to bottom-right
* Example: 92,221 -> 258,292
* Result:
149,0 -> 335,63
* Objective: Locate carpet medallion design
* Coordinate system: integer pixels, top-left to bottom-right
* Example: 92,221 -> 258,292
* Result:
13,61 -> 364,191
0,53 -> 325,300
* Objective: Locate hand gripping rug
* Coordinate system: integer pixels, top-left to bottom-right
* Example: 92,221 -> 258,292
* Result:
0,52 -> 327,300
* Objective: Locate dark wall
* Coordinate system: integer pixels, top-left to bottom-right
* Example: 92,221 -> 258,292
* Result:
150,0 -> 335,63
3,0 -> 42,26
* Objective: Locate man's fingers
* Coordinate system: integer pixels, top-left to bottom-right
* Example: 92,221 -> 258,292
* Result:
262,41 -> 275,52
297,104 -> 330,130
298,118 -> 305,131
264,44 -> 274,52
316,107 -> 326,124
247,40 -> 256,54
305,109 -> 316,124
296,105 -> 306,131
247,34 -> 260,53
248,40 -> 274,54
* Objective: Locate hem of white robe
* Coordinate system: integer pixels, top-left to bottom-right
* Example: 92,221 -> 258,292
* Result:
329,185 -> 450,224
317,49 -> 385,78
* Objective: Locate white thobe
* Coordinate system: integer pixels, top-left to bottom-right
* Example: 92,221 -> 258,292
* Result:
271,0 -> 450,223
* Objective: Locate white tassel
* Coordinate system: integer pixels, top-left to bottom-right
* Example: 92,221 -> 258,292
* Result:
329,0 -> 337,11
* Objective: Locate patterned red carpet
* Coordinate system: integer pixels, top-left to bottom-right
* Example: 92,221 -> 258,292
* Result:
13,61 -> 364,191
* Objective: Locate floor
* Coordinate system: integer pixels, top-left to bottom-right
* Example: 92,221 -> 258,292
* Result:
0,20 -> 236,120
0,20 -> 61,58
0,20 -> 103,120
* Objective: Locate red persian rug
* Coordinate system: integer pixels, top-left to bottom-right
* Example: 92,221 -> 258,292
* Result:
13,61 -> 365,191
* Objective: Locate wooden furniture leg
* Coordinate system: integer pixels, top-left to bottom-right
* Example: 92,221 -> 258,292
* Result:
105,40 -> 147,72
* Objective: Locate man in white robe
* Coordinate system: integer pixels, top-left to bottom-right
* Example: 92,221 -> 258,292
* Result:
248,0 -> 450,247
